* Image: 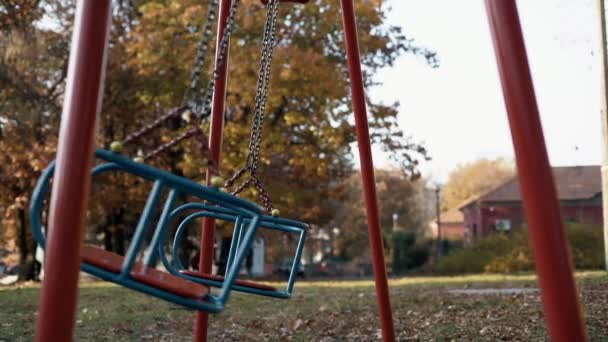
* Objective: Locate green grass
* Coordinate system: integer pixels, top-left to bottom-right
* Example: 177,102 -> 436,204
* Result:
1,272 -> 607,341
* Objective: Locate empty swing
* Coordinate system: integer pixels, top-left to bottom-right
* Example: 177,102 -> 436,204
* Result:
30,0 -> 308,313
160,0 -> 308,300
30,149 -> 262,312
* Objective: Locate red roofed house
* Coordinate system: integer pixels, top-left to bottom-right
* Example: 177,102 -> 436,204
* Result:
458,166 -> 602,245
427,208 -> 466,241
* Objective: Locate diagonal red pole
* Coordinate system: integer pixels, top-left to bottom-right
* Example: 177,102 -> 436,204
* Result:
485,1 -> 587,341
194,0 -> 233,341
340,1 -> 396,341
34,1 -> 112,341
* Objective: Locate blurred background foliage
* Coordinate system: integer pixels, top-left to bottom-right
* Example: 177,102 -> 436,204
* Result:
0,0 -> 438,279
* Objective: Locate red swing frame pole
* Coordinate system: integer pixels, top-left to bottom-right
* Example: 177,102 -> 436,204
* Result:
194,0 -> 233,341
340,1 -> 396,341
34,1 -> 112,341
485,1 -> 587,341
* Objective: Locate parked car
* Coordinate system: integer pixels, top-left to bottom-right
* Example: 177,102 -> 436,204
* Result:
273,258 -> 305,277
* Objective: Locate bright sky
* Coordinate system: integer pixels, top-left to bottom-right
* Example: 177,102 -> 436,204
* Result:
365,0 -> 601,183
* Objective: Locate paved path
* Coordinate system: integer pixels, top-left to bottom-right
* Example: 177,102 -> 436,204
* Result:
448,288 -> 539,295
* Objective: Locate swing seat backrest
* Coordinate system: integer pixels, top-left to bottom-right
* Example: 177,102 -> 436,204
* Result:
30,148 -> 262,313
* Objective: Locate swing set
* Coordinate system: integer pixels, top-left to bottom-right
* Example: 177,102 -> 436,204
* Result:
31,1 -> 588,341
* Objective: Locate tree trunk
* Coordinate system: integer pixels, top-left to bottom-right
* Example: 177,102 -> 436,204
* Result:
18,208 -> 28,264
17,207 -> 35,281
103,222 -> 113,251
31,231 -> 41,280
113,208 -> 126,255
114,226 -> 125,255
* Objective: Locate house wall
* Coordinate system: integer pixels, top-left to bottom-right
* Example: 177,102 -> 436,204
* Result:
427,222 -> 466,240
463,200 -> 603,243
561,204 -> 603,224
441,223 -> 465,240
461,205 -> 481,245
481,204 -> 525,233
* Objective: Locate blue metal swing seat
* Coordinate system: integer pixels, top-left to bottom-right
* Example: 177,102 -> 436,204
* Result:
162,204 -> 308,299
31,149 -> 308,311
30,148 -> 271,313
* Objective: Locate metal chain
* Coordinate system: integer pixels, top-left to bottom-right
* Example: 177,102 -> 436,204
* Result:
229,0 -> 278,174
121,106 -> 185,146
182,0 -> 219,105
246,0 -> 279,171
123,0 -> 223,146
188,0 -> 242,119
118,0 -> 242,166
225,0 -> 280,212
246,0 -> 275,153
143,126 -> 219,175
249,0 -> 279,173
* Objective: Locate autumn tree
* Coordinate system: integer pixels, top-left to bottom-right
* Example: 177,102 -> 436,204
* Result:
117,0 -> 437,254
441,158 -> 515,210
0,0 -> 437,274
329,170 -> 430,261
0,0 -> 69,279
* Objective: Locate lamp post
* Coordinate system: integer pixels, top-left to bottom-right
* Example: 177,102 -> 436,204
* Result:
435,185 -> 442,258
392,213 -> 399,231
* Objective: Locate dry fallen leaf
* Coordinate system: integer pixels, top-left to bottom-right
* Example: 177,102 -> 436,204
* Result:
293,319 -> 303,330
479,326 -> 491,335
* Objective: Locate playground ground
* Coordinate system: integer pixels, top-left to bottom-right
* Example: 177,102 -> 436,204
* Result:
1,272 -> 607,341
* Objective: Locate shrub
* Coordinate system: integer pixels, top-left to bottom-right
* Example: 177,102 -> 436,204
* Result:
392,232 -> 430,275
436,232 -> 518,274
484,245 -> 534,273
434,247 -> 486,275
436,224 -> 605,275
566,224 -> 605,269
